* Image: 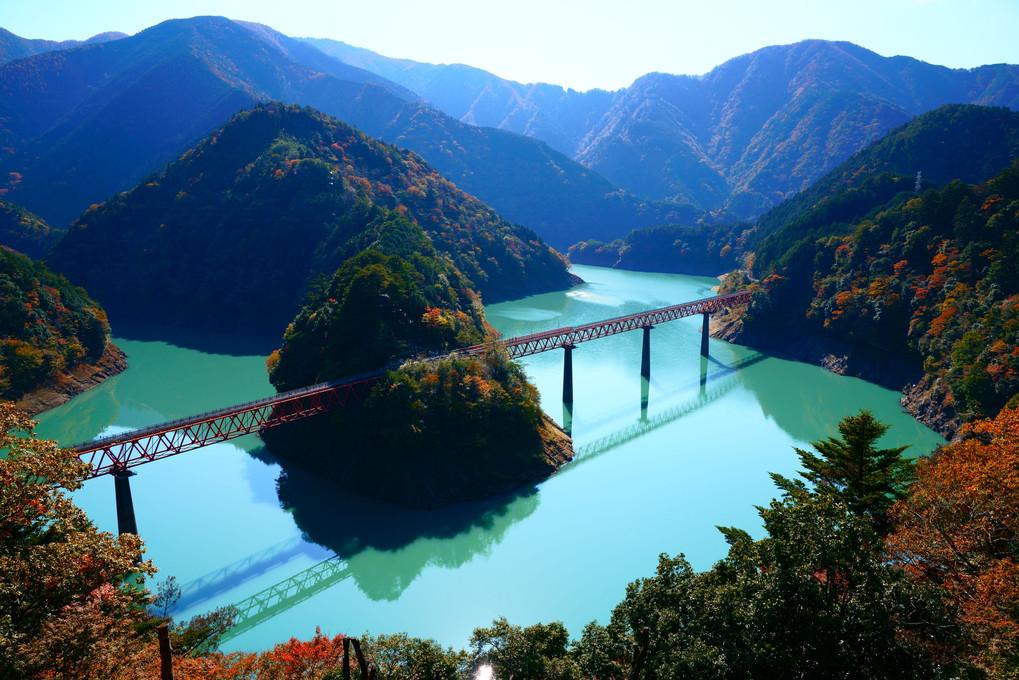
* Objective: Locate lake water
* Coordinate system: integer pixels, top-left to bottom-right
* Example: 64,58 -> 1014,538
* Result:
34,264 -> 945,652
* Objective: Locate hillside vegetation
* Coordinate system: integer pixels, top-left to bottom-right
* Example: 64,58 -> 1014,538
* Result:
725,161 -> 1019,435
0,198 -> 63,259
262,207 -> 572,507
0,247 -> 114,402
47,103 -> 578,335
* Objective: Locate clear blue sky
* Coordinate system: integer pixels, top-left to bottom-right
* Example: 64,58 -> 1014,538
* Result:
4,0 -> 1019,91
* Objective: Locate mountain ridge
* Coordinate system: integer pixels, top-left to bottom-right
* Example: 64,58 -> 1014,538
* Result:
307,36 -> 1019,216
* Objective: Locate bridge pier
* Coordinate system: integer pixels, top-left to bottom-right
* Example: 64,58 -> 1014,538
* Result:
699,355 -> 709,395
562,403 -> 574,437
700,313 -> 710,357
641,325 -> 653,380
562,344 -> 575,404
113,467 -> 139,536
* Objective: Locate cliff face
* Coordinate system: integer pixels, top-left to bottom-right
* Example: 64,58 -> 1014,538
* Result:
711,311 -> 959,440
14,343 -> 127,417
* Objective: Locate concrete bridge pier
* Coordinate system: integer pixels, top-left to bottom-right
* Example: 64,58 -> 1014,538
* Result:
113,467 -> 139,536
641,325 -> 654,380
562,344 -> 576,404
699,355 -> 709,395
562,402 -> 574,437
700,313 -> 711,357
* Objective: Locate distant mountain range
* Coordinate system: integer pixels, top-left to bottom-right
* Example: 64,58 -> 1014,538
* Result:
307,37 -> 1019,217
1,18 -> 1017,253
0,17 -> 690,249
0,27 -> 125,63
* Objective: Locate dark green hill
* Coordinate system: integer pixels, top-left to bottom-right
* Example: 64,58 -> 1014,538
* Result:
574,105 -> 1019,279
0,18 -> 689,249
46,104 -> 578,335
753,105 -> 1019,276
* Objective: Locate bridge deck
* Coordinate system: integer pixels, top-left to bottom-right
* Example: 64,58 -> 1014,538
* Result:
71,290 -> 751,477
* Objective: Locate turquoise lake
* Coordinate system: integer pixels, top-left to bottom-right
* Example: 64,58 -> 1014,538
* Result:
34,264 -> 945,652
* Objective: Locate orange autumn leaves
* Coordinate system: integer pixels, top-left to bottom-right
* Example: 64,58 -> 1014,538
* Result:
888,407 -> 1019,673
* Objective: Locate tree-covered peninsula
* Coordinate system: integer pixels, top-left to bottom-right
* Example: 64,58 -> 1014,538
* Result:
262,216 -> 573,508
0,246 -> 124,412
47,103 -> 579,335
258,191 -> 574,505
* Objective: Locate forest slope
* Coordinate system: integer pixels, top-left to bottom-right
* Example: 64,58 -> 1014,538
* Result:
47,104 -> 579,335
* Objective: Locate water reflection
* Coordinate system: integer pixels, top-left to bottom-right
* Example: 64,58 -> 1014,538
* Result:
735,351 -> 944,451
177,536 -> 331,612
111,320 -> 281,356
274,463 -> 540,601
573,352 -> 767,463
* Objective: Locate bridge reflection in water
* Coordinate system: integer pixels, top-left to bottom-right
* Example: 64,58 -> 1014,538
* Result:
199,351 -> 764,640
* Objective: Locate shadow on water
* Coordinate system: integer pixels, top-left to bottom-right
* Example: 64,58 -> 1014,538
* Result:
274,460 -> 541,601
110,320 -> 282,357
569,351 -> 767,466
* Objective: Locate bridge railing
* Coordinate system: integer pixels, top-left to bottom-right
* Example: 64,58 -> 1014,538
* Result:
70,289 -> 752,476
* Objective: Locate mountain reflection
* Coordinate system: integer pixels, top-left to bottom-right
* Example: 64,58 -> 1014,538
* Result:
274,462 -> 540,601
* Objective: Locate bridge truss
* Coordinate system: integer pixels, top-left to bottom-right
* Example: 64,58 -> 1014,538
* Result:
468,290 -> 752,358
71,290 -> 751,477
73,370 -> 383,478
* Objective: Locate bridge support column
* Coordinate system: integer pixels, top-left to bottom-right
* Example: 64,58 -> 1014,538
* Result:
113,468 -> 138,536
641,325 -> 653,380
562,344 -> 575,404
700,313 -> 710,357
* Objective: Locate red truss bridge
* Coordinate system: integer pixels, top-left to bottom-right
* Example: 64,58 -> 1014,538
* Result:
464,290 -> 751,358
73,369 -> 384,478
71,290 -> 751,479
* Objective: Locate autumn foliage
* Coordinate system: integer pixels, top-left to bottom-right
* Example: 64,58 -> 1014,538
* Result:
888,407 -> 1019,675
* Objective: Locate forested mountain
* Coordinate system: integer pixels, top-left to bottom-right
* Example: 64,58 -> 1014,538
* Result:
573,105 -> 1019,278
723,159 -> 1019,437
0,27 -> 125,63
0,18 -> 689,249
310,38 -> 1019,217
46,104 -> 578,334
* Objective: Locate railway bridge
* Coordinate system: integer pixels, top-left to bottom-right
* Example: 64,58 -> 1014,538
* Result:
69,290 -> 751,534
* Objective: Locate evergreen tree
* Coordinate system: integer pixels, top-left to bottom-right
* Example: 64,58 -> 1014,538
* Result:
777,409 -> 912,534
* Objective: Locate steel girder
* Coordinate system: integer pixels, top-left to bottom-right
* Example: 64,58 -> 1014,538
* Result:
466,290 -> 752,359
73,370 -> 383,478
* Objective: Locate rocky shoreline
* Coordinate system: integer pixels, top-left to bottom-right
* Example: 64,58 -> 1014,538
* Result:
14,343 -> 128,417
710,311 -> 960,440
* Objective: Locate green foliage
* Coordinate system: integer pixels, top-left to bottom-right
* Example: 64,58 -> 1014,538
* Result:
0,247 -> 110,400
743,159 -> 1019,427
567,221 -> 750,276
267,347 -> 552,508
47,103 -> 576,334
361,632 -> 470,680
776,409 -> 912,535
268,244 -> 487,390
0,197 -> 63,259
470,617 -> 581,680
578,490 -> 968,680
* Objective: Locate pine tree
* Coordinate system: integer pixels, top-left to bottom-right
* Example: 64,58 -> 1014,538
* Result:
777,409 -> 912,535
